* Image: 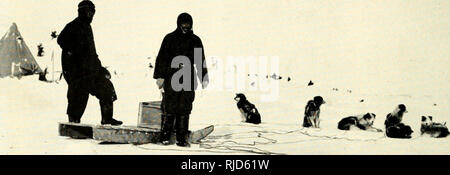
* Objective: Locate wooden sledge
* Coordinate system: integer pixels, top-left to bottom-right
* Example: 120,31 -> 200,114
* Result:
58,122 -> 214,145
59,101 -> 214,144
59,122 -> 94,139
93,125 -> 214,145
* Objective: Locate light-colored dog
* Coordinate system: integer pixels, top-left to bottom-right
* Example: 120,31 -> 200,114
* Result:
421,116 -> 449,138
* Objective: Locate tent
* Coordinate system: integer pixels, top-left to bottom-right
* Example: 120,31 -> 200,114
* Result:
0,23 -> 42,78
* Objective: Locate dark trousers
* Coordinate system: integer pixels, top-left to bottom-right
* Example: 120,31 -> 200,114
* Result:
66,74 -> 117,121
159,85 -> 195,143
160,114 -> 190,143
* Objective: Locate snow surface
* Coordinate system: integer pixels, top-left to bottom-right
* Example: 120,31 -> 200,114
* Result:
0,0 -> 449,154
0,72 -> 449,155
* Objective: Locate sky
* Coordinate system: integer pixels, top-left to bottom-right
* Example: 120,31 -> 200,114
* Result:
0,0 -> 449,96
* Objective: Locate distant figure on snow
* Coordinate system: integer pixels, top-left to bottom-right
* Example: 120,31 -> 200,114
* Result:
37,43 -> 44,57
38,68 -> 48,82
270,73 -> 281,80
51,31 -> 58,39
308,80 -> 314,86
303,96 -> 325,128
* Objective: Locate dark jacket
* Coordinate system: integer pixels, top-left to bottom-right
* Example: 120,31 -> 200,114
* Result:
57,17 -> 103,83
153,27 -> 208,91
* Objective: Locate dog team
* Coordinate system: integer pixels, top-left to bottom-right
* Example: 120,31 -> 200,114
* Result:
235,94 -> 449,139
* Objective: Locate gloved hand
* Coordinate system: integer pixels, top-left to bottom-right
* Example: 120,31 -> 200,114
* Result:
100,67 -> 111,79
201,80 -> 209,89
156,78 -> 164,89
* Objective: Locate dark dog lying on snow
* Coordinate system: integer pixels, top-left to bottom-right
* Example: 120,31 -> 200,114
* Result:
384,104 -> 413,138
338,113 -> 383,132
234,93 -> 261,124
421,116 -> 449,138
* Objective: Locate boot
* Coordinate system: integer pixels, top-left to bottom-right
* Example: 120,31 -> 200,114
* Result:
68,115 -> 80,123
176,142 -> 190,147
100,100 -> 122,126
101,118 -> 122,126
175,115 -> 190,147
160,114 -> 175,144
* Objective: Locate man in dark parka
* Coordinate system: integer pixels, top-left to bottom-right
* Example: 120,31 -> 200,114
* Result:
57,0 -> 122,125
154,13 -> 209,147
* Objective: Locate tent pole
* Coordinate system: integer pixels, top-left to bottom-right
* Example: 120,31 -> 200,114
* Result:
11,62 -> 14,77
52,50 -> 54,81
